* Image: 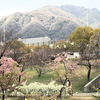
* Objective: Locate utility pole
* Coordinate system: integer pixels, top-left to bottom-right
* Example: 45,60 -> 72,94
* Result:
3,25 -> 5,42
86,9 -> 89,26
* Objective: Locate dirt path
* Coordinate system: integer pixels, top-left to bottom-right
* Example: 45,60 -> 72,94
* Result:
72,92 -> 97,96
4,93 -> 99,100
66,93 -> 98,100
68,97 -> 98,100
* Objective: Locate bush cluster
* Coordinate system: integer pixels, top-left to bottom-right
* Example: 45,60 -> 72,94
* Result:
9,80 -> 67,97
92,85 -> 100,99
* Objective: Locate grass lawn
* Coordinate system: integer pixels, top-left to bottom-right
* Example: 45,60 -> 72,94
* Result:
25,63 -> 100,93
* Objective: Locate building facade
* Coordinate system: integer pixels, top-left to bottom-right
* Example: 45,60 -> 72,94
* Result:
18,37 -> 51,46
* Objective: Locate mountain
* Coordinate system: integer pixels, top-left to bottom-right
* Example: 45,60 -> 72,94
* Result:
0,6 -> 93,40
57,5 -> 100,28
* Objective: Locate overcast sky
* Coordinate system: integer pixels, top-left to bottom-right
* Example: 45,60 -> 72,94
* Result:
0,0 -> 100,18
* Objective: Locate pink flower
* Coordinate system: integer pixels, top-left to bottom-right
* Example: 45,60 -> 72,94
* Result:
28,76 -> 33,78
60,75 -> 62,77
19,64 -> 23,67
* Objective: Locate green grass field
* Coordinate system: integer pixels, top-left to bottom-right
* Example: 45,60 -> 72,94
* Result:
25,63 -> 100,93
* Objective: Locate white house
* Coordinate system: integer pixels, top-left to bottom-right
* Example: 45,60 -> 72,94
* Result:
18,37 -> 51,46
66,52 -> 80,60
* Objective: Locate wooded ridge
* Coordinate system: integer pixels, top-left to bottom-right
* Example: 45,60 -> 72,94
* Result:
0,5 -> 100,40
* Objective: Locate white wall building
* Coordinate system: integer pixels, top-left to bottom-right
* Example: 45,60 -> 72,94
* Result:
18,37 -> 51,46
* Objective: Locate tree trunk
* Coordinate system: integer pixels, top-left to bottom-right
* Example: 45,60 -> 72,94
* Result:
38,69 -> 42,77
19,75 -> 21,82
19,65 -> 25,82
2,94 -> 5,100
14,49 -> 17,61
0,47 -> 6,59
57,87 -> 65,98
57,77 -> 67,98
2,90 -> 5,100
87,65 -> 91,82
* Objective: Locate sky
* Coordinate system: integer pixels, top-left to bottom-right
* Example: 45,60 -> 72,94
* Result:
0,0 -> 100,18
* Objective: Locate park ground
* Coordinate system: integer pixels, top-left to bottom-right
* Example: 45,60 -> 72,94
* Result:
4,93 -> 98,100
3,63 -> 100,100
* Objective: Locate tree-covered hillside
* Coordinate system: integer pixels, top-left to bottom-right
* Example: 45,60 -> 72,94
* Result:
1,5 -> 100,40
57,5 -> 100,28
0,6 -> 86,40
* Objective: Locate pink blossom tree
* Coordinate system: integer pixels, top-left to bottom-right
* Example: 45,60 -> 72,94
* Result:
0,57 -> 26,100
49,52 -> 82,98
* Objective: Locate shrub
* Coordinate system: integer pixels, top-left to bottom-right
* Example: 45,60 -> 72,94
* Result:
92,82 -> 100,99
10,80 -> 67,97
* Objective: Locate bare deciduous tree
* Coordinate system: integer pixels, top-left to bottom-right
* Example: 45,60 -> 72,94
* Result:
0,26 -> 20,59
77,46 -> 100,81
29,48 -> 53,77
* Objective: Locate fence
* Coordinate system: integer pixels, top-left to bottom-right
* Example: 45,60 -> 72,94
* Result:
84,74 -> 100,92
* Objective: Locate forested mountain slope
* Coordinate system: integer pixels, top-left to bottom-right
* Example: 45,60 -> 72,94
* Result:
0,6 -> 95,40
57,5 -> 100,28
